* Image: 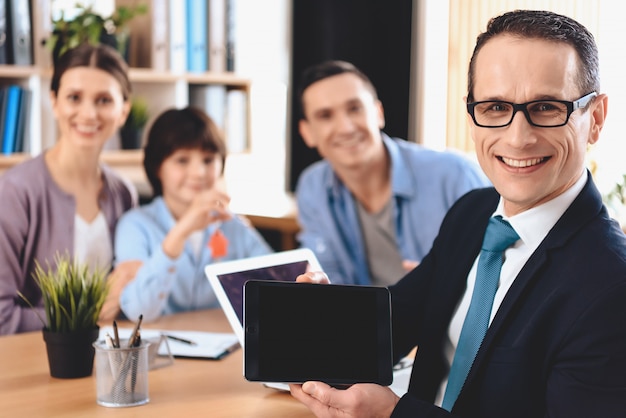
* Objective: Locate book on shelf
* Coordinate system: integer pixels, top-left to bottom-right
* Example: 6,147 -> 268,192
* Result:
168,0 -> 187,73
0,1 -> 7,64
29,0 -> 52,68
0,88 -> 8,149
12,87 -> 31,153
208,0 -> 227,73
120,0 -> 169,71
189,84 -> 227,131
186,0 -> 208,73
6,0 -> 33,65
225,89 -> 247,153
225,0 -> 236,72
2,85 -> 23,154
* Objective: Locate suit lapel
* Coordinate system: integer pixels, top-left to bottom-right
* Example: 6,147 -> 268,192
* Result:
458,174 -> 605,399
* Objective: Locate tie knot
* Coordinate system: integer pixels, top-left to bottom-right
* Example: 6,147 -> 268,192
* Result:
482,216 -> 519,252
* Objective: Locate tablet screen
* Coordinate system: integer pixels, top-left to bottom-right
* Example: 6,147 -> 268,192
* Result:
205,248 -> 322,346
215,260 -> 309,325
244,281 -> 393,386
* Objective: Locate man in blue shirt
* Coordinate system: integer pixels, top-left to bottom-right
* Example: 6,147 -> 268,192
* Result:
295,60 -> 489,285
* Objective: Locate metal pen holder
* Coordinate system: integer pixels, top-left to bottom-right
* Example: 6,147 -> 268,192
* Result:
93,339 -> 151,407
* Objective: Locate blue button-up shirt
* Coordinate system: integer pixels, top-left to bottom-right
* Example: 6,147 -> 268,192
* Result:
115,197 -> 272,321
296,134 -> 490,285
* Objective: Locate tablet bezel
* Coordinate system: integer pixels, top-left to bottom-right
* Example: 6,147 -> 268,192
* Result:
243,280 -> 394,386
204,248 -> 322,345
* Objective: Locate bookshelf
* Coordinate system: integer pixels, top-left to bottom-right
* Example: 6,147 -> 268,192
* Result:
0,0 -> 301,251
0,0 -> 252,189
0,67 -> 251,180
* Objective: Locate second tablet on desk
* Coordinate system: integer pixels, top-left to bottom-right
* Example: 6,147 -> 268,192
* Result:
243,280 -> 393,387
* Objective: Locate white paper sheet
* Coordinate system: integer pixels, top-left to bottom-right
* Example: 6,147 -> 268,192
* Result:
99,327 -> 240,360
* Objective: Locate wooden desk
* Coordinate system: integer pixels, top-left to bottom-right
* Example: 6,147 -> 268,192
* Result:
0,309 -> 313,417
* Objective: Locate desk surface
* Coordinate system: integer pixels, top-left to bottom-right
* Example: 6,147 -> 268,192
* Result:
0,309 -> 313,417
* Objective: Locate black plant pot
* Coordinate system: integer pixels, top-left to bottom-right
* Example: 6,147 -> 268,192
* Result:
119,126 -> 144,150
42,326 -> 100,379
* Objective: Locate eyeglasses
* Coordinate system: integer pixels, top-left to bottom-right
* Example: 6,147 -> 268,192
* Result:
466,92 -> 597,128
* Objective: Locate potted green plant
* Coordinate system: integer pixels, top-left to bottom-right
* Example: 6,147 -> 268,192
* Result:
605,174 -> 626,229
19,253 -> 109,379
120,97 -> 150,149
47,3 -> 148,64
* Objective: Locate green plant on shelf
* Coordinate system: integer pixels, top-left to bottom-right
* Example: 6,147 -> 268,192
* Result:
120,97 -> 150,149
125,97 -> 150,130
607,174 -> 626,206
604,173 -> 626,228
47,2 -> 148,62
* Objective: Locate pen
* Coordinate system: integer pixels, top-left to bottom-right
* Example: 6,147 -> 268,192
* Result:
112,320 -> 120,348
164,334 -> 198,346
131,330 -> 141,393
216,341 -> 240,360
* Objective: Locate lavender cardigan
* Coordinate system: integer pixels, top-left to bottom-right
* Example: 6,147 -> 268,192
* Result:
0,154 -> 137,335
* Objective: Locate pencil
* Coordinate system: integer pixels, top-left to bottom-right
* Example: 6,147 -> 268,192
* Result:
127,314 -> 143,348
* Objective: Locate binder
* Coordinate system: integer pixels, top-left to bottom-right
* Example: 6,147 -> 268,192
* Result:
189,84 -> 227,131
6,0 -> 33,65
119,0 -> 168,71
168,0 -> 187,73
12,87 -> 31,152
208,0 -> 227,72
225,0 -> 236,72
0,87 -> 8,150
225,89 -> 247,153
2,85 -> 22,154
186,0 -> 207,73
0,1 -> 7,64
29,0 -> 52,68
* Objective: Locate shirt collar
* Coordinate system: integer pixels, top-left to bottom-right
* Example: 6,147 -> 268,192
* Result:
326,132 -> 414,199
494,170 -> 588,248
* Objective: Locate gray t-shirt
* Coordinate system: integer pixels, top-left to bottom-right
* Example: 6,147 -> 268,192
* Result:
357,199 -> 406,286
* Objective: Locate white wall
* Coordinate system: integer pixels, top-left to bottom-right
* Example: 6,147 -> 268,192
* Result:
222,0 -> 291,195
411,0 -> 449,151
589,2 -> 626,196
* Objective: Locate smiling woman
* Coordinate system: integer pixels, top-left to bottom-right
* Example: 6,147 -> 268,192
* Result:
0,44 -> 138,335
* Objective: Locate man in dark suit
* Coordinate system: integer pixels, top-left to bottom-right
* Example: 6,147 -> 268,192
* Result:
290,9 -> 626,417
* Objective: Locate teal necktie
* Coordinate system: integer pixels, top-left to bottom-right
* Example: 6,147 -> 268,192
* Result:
441,216 -> 519,411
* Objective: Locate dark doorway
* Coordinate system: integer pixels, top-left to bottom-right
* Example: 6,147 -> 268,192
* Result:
288,0 -> 413,191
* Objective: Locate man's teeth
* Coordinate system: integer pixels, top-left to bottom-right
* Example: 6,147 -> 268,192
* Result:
501,157 -> 544,168
76,126 -> 98,133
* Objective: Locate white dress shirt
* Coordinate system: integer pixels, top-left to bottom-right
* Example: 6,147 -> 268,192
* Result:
435,171 -> 588,406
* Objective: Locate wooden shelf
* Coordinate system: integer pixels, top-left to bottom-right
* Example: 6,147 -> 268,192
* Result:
128,68 -> 250,87
0,65 -> 41,78
0,153 -> 29,176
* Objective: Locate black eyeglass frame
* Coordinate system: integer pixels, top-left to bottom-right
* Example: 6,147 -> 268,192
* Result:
466,91 -> 598,128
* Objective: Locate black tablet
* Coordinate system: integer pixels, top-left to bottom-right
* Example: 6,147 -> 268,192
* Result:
243,280 -> 393,386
